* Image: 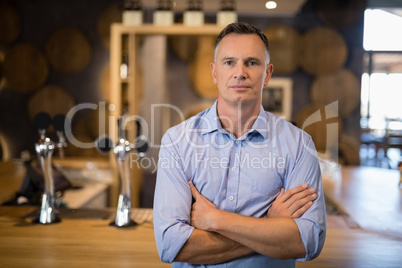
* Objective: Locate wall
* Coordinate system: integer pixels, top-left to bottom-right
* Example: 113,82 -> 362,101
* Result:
0,0 -> 364,206
0,0 -> 122,159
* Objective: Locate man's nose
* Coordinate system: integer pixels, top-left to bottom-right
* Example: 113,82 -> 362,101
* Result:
233,65 -> 247,80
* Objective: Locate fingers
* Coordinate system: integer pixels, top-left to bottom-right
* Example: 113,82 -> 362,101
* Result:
273,184 -> 318,218
276,184 -> 309,203
287,189 -> 317,217
188,181 -> 200,201
287,188 -> 317,208
276,188 -> 285,200
291,201 -> 314,218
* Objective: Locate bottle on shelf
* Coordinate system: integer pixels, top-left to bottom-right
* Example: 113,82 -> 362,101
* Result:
122,0 -> 143,26
217,0 -> 237,26
120,51 -> 129,79
183,0 -> 204,26
153,0 -> 174,26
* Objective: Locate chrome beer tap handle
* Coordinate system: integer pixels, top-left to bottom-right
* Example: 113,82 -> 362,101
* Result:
31,112 -> 68,224
113,138 -> 136,227
33,112 -> 52,142
32,112 -> 58,224
34,137 -> 60,224
53,114 -> 68,159
95,117 -> 149,227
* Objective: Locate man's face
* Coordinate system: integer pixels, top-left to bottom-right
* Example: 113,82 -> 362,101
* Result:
211,33 -> 273,107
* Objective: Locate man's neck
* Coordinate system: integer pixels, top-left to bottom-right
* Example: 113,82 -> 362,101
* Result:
217,100 -> 261,138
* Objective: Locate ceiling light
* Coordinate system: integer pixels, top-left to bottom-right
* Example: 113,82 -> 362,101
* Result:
265,1 -> 277,9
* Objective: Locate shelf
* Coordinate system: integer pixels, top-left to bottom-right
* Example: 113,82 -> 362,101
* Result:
111,23 -> 224,36
109,23 -> 225,207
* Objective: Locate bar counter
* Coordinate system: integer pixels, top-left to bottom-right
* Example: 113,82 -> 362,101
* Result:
1,166 -> 402,267
0,206 -> 170,268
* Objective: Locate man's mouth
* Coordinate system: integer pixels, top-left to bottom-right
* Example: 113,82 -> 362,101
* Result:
231,85 -> 250,91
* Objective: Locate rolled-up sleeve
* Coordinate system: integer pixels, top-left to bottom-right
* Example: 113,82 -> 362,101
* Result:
153,129 -> 194,263
285,136 -> 327,261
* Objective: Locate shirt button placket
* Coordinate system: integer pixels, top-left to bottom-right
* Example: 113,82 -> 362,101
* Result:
226,139 -> 240,211
230,140 -> 241,206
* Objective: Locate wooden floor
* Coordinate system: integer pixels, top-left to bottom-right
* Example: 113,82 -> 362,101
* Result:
297,227 -> 402,268
296,211 -> 402,267
299,166 -> 402,268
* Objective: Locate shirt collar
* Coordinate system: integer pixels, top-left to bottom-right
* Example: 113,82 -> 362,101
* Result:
200,101 -> 269,140
200,100 -> 222,134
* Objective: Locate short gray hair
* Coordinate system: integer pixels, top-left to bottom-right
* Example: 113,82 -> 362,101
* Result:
214,22 -> 270,63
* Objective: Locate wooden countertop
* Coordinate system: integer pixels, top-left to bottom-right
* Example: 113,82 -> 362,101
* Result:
0,206 -> 169,268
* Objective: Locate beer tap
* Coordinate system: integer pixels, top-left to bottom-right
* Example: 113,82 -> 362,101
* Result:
96,117 -> 149,227
53,114 -> 68,159
32,112 -> 60,224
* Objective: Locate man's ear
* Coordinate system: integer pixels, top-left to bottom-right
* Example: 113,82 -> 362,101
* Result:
264,64 -> 274,86
210,62 -> 217,85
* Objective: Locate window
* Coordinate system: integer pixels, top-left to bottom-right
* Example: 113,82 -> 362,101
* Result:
361,9 -> 402,131
363,9 -> 402,51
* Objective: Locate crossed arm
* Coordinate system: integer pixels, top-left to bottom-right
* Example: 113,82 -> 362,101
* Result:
174,182 -> 317,264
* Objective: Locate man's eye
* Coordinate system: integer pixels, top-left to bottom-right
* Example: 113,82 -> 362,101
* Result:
224,61 -> 233,66
248,61 -> 258,66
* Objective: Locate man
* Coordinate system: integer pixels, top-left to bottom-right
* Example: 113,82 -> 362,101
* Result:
154,22 -> 326,267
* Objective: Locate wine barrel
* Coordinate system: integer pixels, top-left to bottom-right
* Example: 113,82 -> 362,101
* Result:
97,3 -> 122,49
264,25 -> 300,74
298,27 -> 347,75
100,65 -> 111,103
294,103 -> 342,153
27,85 -> 75,123
45,27 -> 92,74
3,44 -> 49,94
169,35 -> 199,62
0,133 -> 11,161
310,69 -> 360,118
64,107 -> 111,157
189,36 -> 218,98
0,52 -> 5,90
0,2 -> 21,47
314,0 -> 367,29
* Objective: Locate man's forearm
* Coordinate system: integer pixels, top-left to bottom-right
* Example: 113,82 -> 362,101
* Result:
210,210 -> 306,260
174,228 -> 255,264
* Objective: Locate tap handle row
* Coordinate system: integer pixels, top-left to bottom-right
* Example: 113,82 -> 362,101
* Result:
33,112 -> 68,136
95,118 -> 149,157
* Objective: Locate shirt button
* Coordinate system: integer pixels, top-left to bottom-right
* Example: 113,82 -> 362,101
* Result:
229,196 -> 234,201
231,167 -> 236,171
235,140 -> 240,144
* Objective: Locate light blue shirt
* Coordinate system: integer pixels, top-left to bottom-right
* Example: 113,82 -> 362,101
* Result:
153,101 -> 326,267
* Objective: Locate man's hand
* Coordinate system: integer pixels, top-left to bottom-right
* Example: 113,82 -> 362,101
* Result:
267,184 -> 317,218
188,182 -> 307,260
189,181 -> 222,231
